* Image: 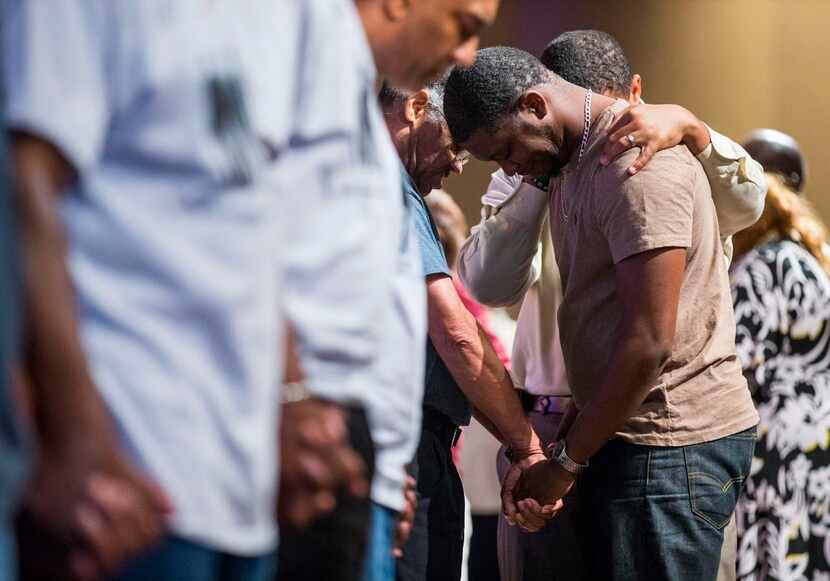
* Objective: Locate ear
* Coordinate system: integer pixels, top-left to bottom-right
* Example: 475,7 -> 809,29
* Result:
404,89 -> 429,125
629,74 -> 643,104
516,90 -> 548,120
381,0 -> 412,22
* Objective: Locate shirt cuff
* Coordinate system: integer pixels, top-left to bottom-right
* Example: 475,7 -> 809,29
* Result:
697,125 -> 746,164
486,181 -> 549,227
481,170 -> 532,209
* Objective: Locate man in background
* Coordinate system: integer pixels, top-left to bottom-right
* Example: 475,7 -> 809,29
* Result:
378,78 -> 549,581
458,30 -> 766,581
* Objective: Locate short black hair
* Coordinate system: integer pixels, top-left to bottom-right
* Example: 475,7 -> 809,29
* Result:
443,46 -> 554,143
540,30 -> 632,96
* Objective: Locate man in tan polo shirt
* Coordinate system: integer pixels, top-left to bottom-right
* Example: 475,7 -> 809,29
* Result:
443,46 -> 759,581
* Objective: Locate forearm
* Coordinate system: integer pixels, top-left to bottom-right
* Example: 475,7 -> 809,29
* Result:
458,185 -> 548,307
471,406 -> 505,443
681,116 -> 711,156
565,332 -> 667,463
14,163 -> 111,449
435,322 -> 540,456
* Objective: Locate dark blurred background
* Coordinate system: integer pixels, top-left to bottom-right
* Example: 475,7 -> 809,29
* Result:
444,0 -> 829,227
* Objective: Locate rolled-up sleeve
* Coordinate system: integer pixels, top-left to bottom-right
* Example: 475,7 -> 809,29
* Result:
458,169 -> 549,307
3,0 -> 111,173
697,126 -> 767,239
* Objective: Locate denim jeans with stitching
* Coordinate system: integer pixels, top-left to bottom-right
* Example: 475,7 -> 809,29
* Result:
575,426 -> 757,581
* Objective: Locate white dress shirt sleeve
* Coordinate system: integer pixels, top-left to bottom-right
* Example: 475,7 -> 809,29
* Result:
697,126 -> 768,239
3,0 -> 112,173
458,169 -> 549,307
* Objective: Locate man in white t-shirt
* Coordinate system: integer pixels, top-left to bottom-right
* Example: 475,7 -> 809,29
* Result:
457,31 -> 766,581
273,2 -> 501,581
4,2 -> 287,579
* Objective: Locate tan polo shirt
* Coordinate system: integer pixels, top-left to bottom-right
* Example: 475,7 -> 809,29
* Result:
549,100 -> 758,446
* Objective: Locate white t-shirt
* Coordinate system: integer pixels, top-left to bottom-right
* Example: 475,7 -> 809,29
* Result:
270,0 -> 426,512
4,0 -> 284,554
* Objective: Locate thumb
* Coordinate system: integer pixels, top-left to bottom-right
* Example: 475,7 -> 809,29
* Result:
500,465 -> 522,524
138,473 -> 174,515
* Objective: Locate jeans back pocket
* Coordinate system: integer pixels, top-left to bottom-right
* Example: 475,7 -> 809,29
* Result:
684,427 -> 757,529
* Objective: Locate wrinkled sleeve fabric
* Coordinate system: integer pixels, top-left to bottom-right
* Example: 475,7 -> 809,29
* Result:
276,1 -> 397,405
458,169 -> 548,307
3,0 -> 112,173
697,126 -> 767,240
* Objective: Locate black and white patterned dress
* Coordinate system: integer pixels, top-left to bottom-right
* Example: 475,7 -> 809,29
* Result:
732,239 -> 830,581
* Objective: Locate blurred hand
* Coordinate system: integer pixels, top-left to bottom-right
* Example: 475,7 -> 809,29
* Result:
277,398 -> 368,529
600,103 -> 708,175
19,439 -> 172,581
393,475 -> 417,558
501,453 -> 562,533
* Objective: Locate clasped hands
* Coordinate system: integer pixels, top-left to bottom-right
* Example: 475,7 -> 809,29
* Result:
501,402 -> 580,533
500,449 -> 574,533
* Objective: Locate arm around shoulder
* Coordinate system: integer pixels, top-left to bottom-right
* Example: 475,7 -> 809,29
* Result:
697,126 -> 767,237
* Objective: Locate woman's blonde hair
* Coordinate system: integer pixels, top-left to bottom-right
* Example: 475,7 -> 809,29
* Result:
733,173 -> 830,275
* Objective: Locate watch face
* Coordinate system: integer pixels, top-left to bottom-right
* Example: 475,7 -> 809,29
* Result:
553,440 -> 566,459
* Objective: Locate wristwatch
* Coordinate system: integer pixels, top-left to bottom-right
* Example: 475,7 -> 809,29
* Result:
550,440 -> 589,475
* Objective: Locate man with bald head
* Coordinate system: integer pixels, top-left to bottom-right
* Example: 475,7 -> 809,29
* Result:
743,128 -> 806,192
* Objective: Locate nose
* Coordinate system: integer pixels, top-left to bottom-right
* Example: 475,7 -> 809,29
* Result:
450,158 -> 464,175
452,36 -> 479,68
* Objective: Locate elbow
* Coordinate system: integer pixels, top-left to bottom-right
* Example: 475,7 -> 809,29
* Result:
748,190 -> 766,225
736,178 -> 768,230
457,259 -> 527,307
438,329 -> 478,359
636,339 -> 673,377
464,282 -> 526,309
430,321 -> 482,369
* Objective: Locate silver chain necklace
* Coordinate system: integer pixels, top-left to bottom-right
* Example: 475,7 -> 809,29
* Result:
560,88 -> 592,222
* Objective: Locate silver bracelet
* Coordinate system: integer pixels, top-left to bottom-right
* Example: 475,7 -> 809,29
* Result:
281,381 -> 312,404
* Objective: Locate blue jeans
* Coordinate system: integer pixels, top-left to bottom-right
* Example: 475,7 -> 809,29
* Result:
362,503 -> 396,581
575,427 -> 757,581
0,524 -> 15,581
111,536 -> 275,581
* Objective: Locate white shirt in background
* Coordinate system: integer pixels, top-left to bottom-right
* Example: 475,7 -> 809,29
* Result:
459,127 -> 767,398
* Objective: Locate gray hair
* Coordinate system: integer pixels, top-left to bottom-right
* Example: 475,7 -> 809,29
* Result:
378,73 -> 449,123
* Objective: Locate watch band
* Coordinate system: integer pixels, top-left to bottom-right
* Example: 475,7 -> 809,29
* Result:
529,174 -> 551,191
550,440 -> 589,475
281,381 -> 312,404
